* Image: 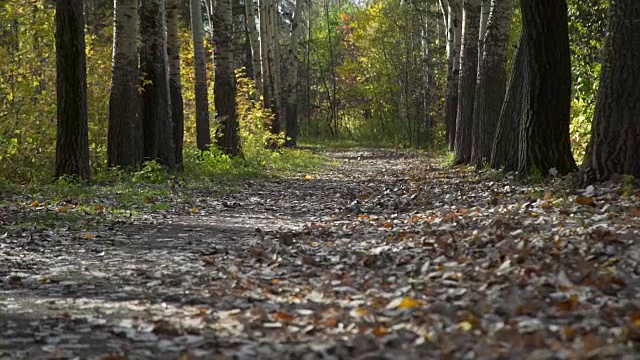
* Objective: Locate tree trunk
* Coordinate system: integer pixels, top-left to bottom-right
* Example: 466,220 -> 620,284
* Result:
471,0 -> 513,166
267,0 -> 282,134
453,0 -> 481,164
214,0 -> 241,156
582,0 -> 640,182
107,0 -> 142,169
55,0 -> 90,180
245,0 -> 262,95
518,0 -> 576,175
258,0 -> 272,111
191,0 -> 211,151
283,0 -> 304,147
167,0 -> 184,168
140,0 -> 175,169
444,0 -> 462,150
490,32 -> 524,171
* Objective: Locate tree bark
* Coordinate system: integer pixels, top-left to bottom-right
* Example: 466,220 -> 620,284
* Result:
582,0 -> 640,182
191,0 -> 211,151
444,0 -> 462,150
283,0 -> 304,147
453,0 -> 481,164
245,0 -> 263,95
471,0 -> 513,166
258,0 -> 272,111
107,0 -> 142,169
490,32 -> 524,171
518,0 -> 576,175
214,0 -> 241,156
267,0 -> 282,134
55,0 -> 90,180
140,0 -> 175,169
167,0 -> 184,168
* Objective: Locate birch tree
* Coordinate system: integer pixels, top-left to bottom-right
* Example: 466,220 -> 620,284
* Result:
214,0 -> 241,155
453,0 -> 481,164
283,0 -> 304,146
470,0 -> 514,166
167,0 -> 184,168
245,0 -> 263,96
140,0 -> 175,168
191,0 -> 211,151
107,0 -> 142,169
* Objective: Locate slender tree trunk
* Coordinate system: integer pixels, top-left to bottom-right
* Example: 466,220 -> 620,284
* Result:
582,0 -> 640,182
191,0 -> 211,151
471,0 -> 513,166
267,0 -> 282,134
490,32 -> 524,171
453,0 -> 481,164
167,0 -> 184,168
518,0 -> 576,175
55,0 -> 90,180
258,0 -> 272,111
214,0 -> 241,156
140,0 -> 175,168
108,0 -> 142,169
245,0 -> 263,95
444,0 -> 462,150
283,0 -> 304,147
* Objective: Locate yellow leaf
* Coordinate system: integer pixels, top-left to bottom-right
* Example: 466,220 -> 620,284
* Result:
304,175 -> 313,180
458,321 -> 473,331
359,194 -> 370,201
84,232 -> 95,239
191,207 -> 200,213
398,297 -> 420,309
31,200 -> 40,207
576,196 -> 595,206
383,222 -> 393,229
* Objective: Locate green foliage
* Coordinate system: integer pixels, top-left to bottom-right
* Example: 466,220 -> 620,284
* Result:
568,0 -> 608,164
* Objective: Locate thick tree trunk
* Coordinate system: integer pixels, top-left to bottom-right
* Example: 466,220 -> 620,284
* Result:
444,0 -> 462,150
245,0 -> 262,95
167,0 -> 184,168
191,0 -> 211,151
453,0 -> 481,164
214,0 -> 241,156
518,0 -> 576,175
140,0 -> 175,168
582,0 -> 640,182
55,0 -> 90,180
107,0 -> 142,169
283,0 -> 304,147
490,33 -> 524,171
258,0 -> 272,111
471,0 -> 513,166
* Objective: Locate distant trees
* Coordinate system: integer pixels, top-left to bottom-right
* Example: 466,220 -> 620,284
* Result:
190,0 -> 211,151
55,0 -> 90,180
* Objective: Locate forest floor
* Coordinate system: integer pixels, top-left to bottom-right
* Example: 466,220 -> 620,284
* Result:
2,148 -> 640,359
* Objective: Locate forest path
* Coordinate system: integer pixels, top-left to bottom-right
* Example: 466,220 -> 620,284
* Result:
2,148 -> 640,359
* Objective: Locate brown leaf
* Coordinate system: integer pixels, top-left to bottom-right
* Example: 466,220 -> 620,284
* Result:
556,295 -> 578,312
373,325 -> 389,337
273,311 -> 295,323
576,196 -> 595,206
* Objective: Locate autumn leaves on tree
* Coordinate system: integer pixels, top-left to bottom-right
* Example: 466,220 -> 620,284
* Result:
55,0 -> 308,179
51,0 -> 640,183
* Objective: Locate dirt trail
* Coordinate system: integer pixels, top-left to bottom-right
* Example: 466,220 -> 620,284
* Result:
2,148 -> 640,359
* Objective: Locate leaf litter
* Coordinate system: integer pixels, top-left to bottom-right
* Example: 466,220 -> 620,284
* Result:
1,148 -> 640,359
